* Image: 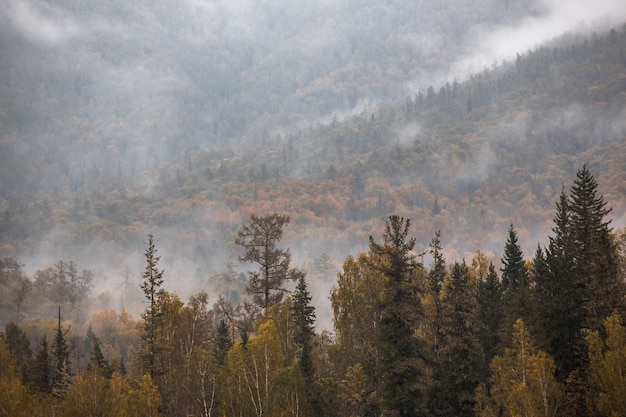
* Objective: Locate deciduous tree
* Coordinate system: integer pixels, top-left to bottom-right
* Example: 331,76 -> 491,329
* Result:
587,310 -> 626,417
476,319 -> 563,417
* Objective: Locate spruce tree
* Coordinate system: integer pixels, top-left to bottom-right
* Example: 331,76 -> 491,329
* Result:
431,261 -> 484,417
291,275 -> 320,416
139,234 -> 165,380
215,319 -> 231,366
31,335 -> 52,394
537,187 -> 581,378
51,307 -> 71,398
369,215 -> 428,417
569,165 -> 623,331
538,166 -> 626,381
2,322 -> 32,383
476,262 -> 502,374
90,335 -> 112,378
500,225 -> 533,344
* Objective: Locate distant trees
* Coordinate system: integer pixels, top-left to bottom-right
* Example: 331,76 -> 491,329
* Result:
32,260 -> 93,305
235,213 -> 305,309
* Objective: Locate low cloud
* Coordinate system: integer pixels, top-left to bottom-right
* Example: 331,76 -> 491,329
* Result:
6,0 -> 82,44
450,0 -> 626,78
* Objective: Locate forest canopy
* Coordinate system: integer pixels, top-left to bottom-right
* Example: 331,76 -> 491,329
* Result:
1,165 -> 625,416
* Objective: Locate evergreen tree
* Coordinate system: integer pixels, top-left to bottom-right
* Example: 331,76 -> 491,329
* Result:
431,261 -> 484,417
1,322 -> 32,383
369,215 -> 428,417
476,262 -> 502,367
51,307 -> 71,398
500,225 -> 533,344
291,276 -> 315,377
215,319 -> 232,366
90,335 -> 112,378
30,335 -> 51,394
291,275 -> 320,416
235,213 -> 305,309
538,166 -> 626,383
139,234 -> 165,380
569,165 -> 624,332
536,187 -> 582,378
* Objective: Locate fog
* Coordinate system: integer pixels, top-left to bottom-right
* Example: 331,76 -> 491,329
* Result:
448,0 -> 626,80
1,0 -> 625,330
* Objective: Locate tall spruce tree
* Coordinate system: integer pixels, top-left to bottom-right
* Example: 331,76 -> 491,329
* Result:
536,187 -> 581,378
431,261 -> 484,417
538,166 -> 626,382
291,275 -> 320,416
139,234 -> 165,380
568,165 -> 623,331
476,262 -> 502,368
51,307 -> 71,398
369,215 -> 428,417
500,225 -> 534,344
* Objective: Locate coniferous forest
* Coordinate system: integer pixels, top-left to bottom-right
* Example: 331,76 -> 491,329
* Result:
2,1 -> 626,416
1,165 -> 626,416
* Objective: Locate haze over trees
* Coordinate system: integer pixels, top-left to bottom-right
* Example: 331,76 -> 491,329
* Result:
1,0 -> 626,415
0,166 -> 624,416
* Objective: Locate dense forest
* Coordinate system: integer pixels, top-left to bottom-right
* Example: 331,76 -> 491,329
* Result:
1,165 -> 625,417
2,0 -> 626,415
1,13 -> 626,309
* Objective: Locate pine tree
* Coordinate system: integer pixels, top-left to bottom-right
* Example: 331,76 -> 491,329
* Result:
235,213 -> 305,309
139,234 -> 165,380
369,215 -> 428,417
291,276 -> 315,377
51,307 -> 71,398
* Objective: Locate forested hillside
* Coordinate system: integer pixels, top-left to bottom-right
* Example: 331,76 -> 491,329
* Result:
1,166 -> 626,416
2,2 -> 626,414
3,25 -> 625,293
